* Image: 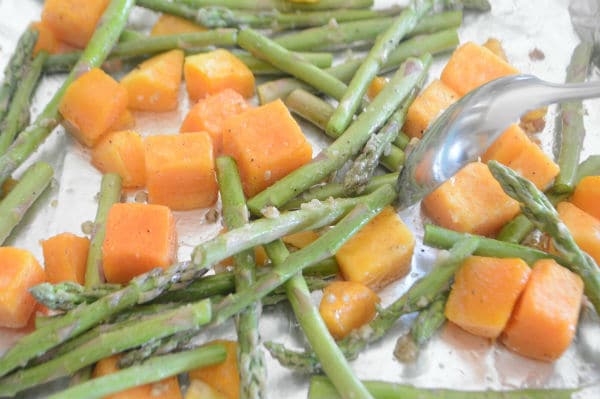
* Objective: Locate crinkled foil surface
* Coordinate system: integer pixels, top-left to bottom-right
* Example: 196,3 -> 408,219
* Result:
0,0 -> 599,397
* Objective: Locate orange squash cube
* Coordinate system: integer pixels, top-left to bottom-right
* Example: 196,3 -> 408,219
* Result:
335,206 -> 415,290
0,247 -> 46,328
93,355 -> 182,399
423,162 -> 520,236
108,110 -> 135,132
571,176 -> 600,220
189,340 -> 239,399
92,130 -> 146,188
482,124 -> 531,165
319,281 -> 380,339
502,259 -> 584,361
31,21 -> 60,56
556,202 -> 600,265
102,203 -> 177,284
121,49 -> 184,112
441,42 -> 518,96
151,14 -> 206,36
283,230 -> 319,249
59,68 -> 128,147
185,380 -> 228,399
222,99 -> 312,197
445,256 -> 531,338
180,89 -> 250,155
403,79 -> 459,139
41,0 -> 109,48
366,76 -> 388,100
41,233 -> 90,285
184,49 -> 255,101
145,133 -> 218,210
482,38 -> 508,61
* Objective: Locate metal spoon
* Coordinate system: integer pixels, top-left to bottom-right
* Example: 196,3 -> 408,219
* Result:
396,74 -> 600,209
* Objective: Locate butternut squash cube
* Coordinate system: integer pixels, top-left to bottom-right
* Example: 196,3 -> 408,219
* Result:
145,132 -> 218,210
92,130 -> 146,188
482,124 -> 531,165
482,38 -> 508,61
108,109 -> 135,132
571,176 -> 600,220
441,42 -> 518,96
556,202 -> 600,265
367,76 -> 388,100
41,233 -> 90,285
184,49 -> 255,101
121,49 -> 184,112
41,0 -> 109,48
185,380 -> 228,399
0,247 -> 46,328
222,99 -> 312,197
403,79 -> 459,139
102,203 -> 177,284
335,206 -> 415,290
59,68 -> 128,147
189,340 -> 239,399
151,14 -> 206,36
31,21 -> 60,56
422,162 -> 520,236
283,230 -> 319,249
319,281 -> 380,339
180,89 -> 250,155
445,256 -> 531,338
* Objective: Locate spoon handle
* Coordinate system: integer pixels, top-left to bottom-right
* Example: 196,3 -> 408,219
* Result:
539,81 -> 600,104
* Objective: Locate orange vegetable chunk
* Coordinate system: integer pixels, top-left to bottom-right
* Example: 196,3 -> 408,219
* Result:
189,340 -> 239,399
145,132 -> 217,210
41,233 -> 90,285
482,37 -> 508,61
335,206 -> 415,290
102,203 -> 177,284
445,256 -> 530,338
185,380 -> 228,399
31,21 -> 60,55
151,14 -> 206,36
93,355 -> 182,399
556,202 -> 600,265
222,99 -> 312,197
59,68 -> 128,147
441,42 -> 518,96
571,176 -> 600,220
184,49 -> 255,101
283,230 -> 319,249
403,79 -> 459,139
41,0 -> 109,48
92,130 -> 146,188
422,162 -> 520,236
482,124 -> 531,165
319,280 -> 380,339
501,259 -> 584,361
121,49 -> 184,112
0,247 -> 46,328
180,89 -> 250,155
108,109 -> 135,132
367,76 -> 388,100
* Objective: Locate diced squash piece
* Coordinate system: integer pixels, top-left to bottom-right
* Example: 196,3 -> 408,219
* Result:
180,89 -> 250,155
41,0 -> 109,48
108,109 -> 135,132
335,206 -> 415,290
151,14 -> 206,36
0,247 -> 46,328
92,130 -> 146,188
571,176 -> 600,220
482,124 -> 531,165
501,259 -> 584,361
367,76 -> 388,100
319,281 -> 380,340
185,380 -> 228,399
556,202 -> 600,265
283,230 -> 319,249
93,355 -> 182,399
41,233 -> 90,285
31,21 -> 60,56
520,107 -> 547,133
482,38 -> 508,61
102,203 -> 177,284
422,162 -> 520,236
121,49 -> 184,112
184,49 -> 255,101
59,68 -> 128,147
441,42 -> 518,96
145,132 -> 218,210
189,341 -> 239,399
445,256 -> 530,338
223,99 -> 312,197
403,79 -> 459,139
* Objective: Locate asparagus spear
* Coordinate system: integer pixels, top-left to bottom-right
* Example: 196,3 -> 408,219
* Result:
488,160 -> 600,314
0,162 -> 53,245
177,0 -> 375,11
47,344 -> 227,399
0,300 -> 213,396
0,0 -> 136,187
247,55 -> 430,214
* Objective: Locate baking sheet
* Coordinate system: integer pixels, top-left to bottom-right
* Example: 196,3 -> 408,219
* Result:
0,0 -> 599,397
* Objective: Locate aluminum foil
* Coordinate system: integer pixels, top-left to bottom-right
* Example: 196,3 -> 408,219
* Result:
0,0 -> 599,397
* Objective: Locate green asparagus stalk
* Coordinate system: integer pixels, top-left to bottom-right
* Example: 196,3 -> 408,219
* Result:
575,155 -> 600,182
0,162 -> 53,245
0,52 -> 47,155
553,41 -> 593,194
445,0 -> 491,11
118,29 -> 146,42
47,344 -> 227,399
0,300 -> 213,396
247,55 -> 429,214
488,160 -> 600,314
30,281 -> 122,310
85,173 -> 122,287
236,51 -> 333,74
0,0 -> 135,186
270,8 -> 402,31
177,0 -> 375,11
